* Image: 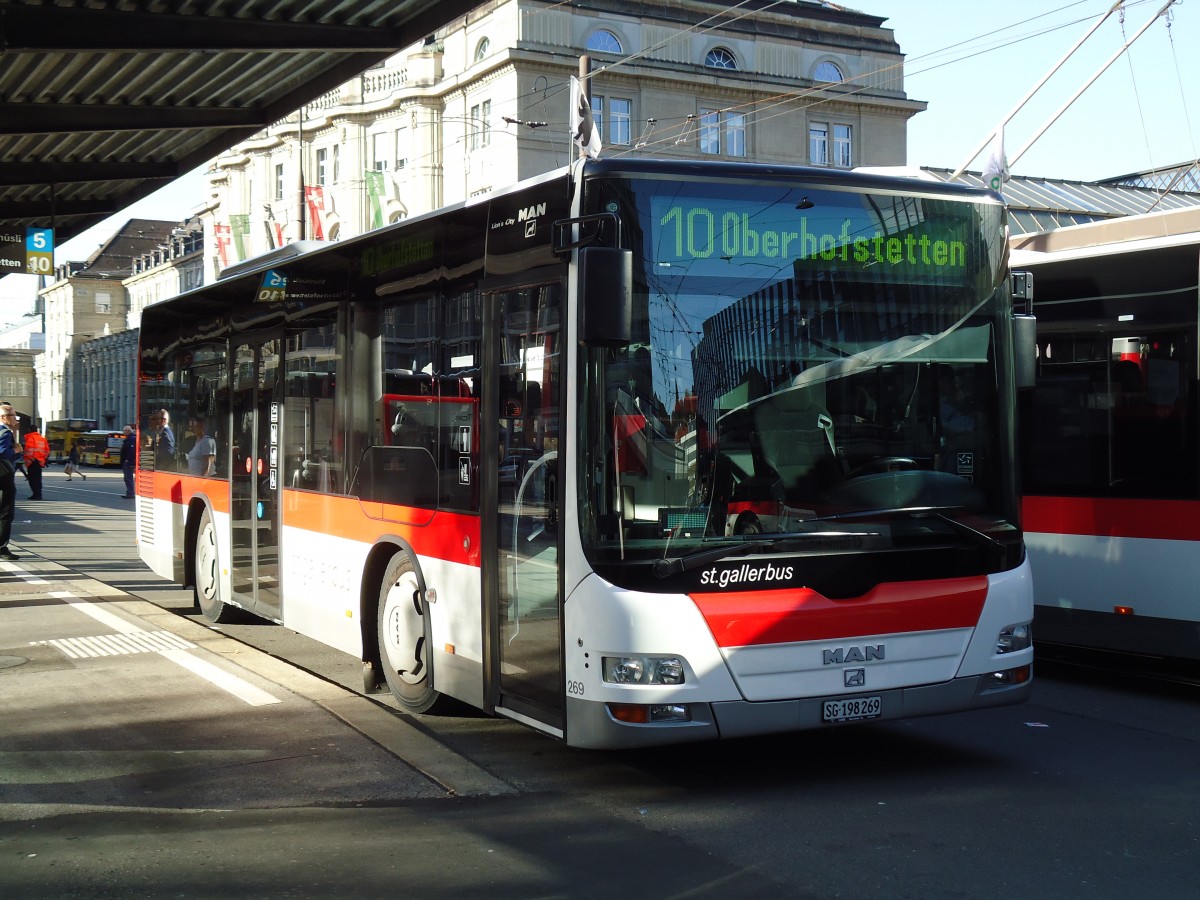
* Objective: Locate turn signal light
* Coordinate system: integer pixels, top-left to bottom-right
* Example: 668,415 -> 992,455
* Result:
607,703 -> 692,724
608,703 -> 650,724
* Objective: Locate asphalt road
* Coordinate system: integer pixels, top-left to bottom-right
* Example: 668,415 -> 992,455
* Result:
1,469 -> 1197,899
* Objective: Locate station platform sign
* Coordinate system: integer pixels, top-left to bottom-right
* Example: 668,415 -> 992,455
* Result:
0,227 -> 54,274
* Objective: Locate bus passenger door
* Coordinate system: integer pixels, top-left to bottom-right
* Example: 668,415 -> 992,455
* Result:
485,282 -> 564,734
230,334 -> 283,621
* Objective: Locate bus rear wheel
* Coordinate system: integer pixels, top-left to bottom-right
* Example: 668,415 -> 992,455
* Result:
194,508 -> 236,623
377,554 -> 445,714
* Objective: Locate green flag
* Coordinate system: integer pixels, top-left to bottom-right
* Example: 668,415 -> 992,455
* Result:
230,214 -> 251,261
365,170 -> 385,230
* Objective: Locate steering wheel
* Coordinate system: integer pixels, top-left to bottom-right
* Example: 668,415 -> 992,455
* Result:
845,456 -> 918,479
732,512 -> 763,535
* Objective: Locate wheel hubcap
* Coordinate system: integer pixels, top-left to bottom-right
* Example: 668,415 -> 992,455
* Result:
197,525 -> 218,602
383,571 -> 425,686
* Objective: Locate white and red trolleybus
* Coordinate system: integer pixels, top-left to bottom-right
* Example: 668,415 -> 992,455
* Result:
136,159 -> 1034,748
1013,207 -> 1200,663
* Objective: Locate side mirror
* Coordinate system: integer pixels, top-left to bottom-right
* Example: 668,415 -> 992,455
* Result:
1013,314 -> 1037,390
578,247 -> 632,347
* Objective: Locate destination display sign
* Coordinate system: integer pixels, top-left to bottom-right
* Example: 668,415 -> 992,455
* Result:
650,193 -> 978,285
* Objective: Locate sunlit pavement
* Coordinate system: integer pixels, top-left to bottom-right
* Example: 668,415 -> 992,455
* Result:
0,469 -> 782,898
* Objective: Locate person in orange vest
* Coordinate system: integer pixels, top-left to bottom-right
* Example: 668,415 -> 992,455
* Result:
22,423 -> 50,501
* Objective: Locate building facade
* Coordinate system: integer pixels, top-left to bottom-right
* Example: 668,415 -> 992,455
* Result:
200,0 -> 924,277
0,346 -> 38,424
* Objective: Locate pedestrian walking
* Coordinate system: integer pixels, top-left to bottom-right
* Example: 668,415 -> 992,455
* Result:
22,422 -> 49,500
0,402 -> 24,560
120,424 -> 136,498
65,442 -> 87,481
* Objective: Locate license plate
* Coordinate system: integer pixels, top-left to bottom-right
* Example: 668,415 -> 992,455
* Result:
822,696 -> 882,722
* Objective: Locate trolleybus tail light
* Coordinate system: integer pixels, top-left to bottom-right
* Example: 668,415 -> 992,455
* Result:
1114,605 -> 1135,616
602,655 -> 686,685
996,623 -> 1032,654
607,703 -> 692,724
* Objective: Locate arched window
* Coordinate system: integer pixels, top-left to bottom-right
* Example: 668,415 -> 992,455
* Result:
474,37 -> 491,62
705,47 -> 738,70
814,60 -> 844,83
586,30 -> 622,54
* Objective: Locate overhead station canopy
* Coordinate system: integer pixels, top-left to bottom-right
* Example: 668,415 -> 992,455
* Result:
0,0 -> 479,251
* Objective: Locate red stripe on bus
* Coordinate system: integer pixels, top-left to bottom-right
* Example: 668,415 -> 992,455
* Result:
691,577 -> 988,648
139,478 -> 480,567
282,490 -> 480,567
1022,495 -> 1200,542
140,473 -> 232,513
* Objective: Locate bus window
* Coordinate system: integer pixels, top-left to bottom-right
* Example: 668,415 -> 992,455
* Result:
364,291 -> 482,513
284,319 -> 341,492
185,343 -> 228,479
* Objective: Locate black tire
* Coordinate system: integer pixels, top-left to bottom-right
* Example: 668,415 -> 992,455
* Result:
377,553 -> 446,714
194,507 -> 238,623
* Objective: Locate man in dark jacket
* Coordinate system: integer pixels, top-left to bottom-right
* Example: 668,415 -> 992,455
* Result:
0,403 -> 23,560
120,424 -> 136,499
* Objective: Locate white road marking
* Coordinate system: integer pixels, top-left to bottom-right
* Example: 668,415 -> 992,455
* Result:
158,649 -> 281,706
32,588 -> 282,706
37,630 -> 195,658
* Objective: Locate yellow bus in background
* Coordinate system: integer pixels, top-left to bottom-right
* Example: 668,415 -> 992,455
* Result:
76,429 -> 125,467
45,418 -> 98,464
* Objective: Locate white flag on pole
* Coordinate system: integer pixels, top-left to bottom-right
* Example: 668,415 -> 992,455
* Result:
981,129 -> 1010,192
570,76 -> 602,159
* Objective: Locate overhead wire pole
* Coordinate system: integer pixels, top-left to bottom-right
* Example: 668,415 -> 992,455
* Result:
950,0 -> 1126,181
1008,0 -> 1178,170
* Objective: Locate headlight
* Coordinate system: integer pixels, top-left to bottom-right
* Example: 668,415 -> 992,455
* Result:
602,655 -> 686,685
997,623 -> 1032,654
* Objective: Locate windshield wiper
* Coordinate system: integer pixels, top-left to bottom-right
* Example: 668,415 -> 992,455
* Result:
806,505 -> 1006,562
652,540 -> 771,579
801,504 -> 961,524
651,507 -> 1009,579
927,511 -> 1007,563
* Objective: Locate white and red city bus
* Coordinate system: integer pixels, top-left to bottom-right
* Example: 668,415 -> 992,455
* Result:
136,159 -> 1033,748
1014,207 -> 1200,663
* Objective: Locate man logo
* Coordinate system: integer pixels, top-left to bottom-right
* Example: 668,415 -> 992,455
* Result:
517,202 -> 547,222
822,645 -> 885,665
845,669 -> 866,688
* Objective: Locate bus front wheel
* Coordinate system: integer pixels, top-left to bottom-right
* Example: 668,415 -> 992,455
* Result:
377,553 -> 445,714
194,508 -> 237,623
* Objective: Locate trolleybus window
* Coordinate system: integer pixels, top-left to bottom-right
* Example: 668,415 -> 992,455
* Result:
1017,228 -> 1200,662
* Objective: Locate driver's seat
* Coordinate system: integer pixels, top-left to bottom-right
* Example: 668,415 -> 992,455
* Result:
753,384 -> 840,502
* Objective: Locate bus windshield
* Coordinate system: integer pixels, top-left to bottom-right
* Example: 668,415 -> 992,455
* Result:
579,175 -> 1016,573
